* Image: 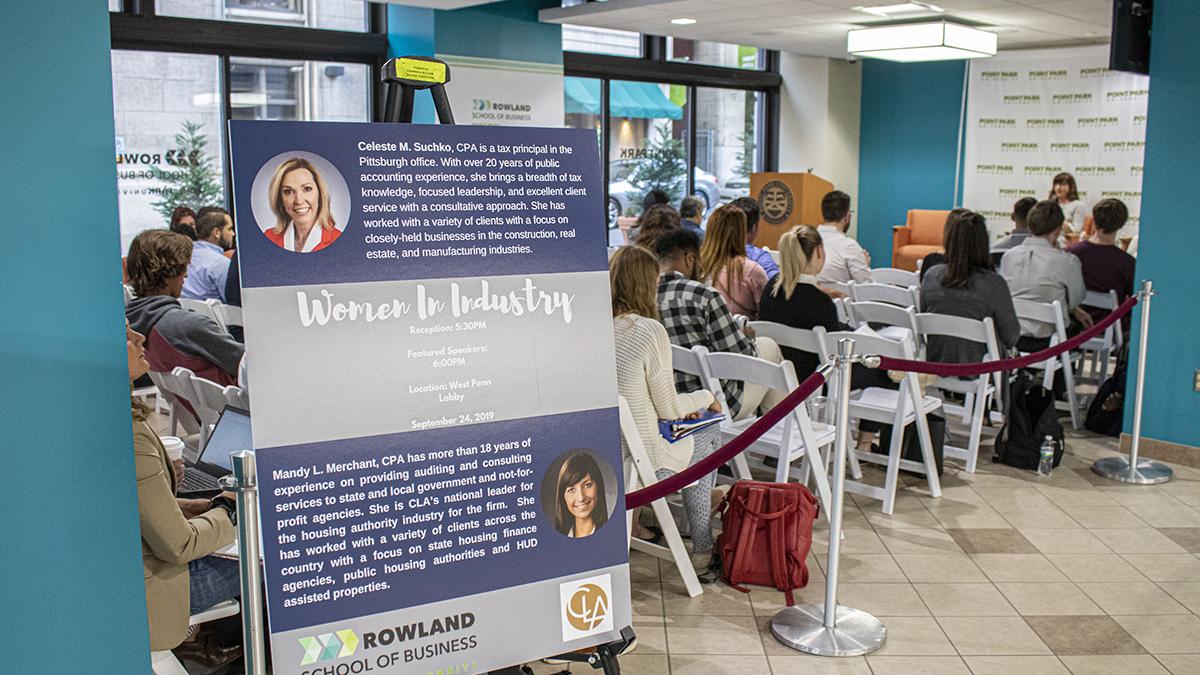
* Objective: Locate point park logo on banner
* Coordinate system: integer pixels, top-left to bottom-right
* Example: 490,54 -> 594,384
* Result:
299,629 -> 360,665
560,575 -> 613,641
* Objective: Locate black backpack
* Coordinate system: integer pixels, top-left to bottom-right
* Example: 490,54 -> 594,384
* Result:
994,372 -> 1064,470
1085,344 -> 1129,437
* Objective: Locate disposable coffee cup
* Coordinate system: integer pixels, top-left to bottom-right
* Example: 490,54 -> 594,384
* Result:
160,436 -> 185,462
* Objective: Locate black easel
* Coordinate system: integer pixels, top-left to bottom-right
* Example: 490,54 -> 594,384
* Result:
382,55 -> 455,124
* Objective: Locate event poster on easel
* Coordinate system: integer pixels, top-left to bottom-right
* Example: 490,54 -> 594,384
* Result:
229,120 -> 630,675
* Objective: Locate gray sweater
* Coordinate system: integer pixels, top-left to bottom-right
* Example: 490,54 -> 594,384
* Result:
127,295 -> 244,378
919,265 -> 1020,365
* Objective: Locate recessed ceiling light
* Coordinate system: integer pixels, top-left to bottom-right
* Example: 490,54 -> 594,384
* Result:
671,18 -> 697,25
851,2 -> 944,18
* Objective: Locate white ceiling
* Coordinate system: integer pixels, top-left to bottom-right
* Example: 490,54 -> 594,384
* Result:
534,0 -> 1114,59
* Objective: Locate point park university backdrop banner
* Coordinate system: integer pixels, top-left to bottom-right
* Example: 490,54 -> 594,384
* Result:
963,45 -> 1149,240
229,120 -> 630,675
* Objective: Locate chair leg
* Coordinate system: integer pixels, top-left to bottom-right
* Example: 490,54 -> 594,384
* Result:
965,389 -> 988,474
881,424 -> 905,515
650,497 -> 702,597
912,409 -> 942,498
1062,352 -> 1082,429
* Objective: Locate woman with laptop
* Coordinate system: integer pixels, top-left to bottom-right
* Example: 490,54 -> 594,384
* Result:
127,320 -> 242,667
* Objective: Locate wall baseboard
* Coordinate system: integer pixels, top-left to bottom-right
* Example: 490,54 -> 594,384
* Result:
1119,434 -> 1200,469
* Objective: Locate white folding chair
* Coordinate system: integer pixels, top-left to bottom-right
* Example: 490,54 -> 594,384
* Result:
212,303 -> 243,337
871,268 -> 919,287
700,351 -> 835,520
179,297 -> 222,327
822,331 -> 944,514
619,395 -> 703,597
670,345 -> 752,483
846,301 -> 920,348
225,383 -> 250,411
147,369 -> 202,457
1012,298 -> 1083,429
915,313 -> 1001,473
1078,289 -> 1123,386
177,368 -> 227,450
151,599 -> 241,674
850,282 -> 919,308
123,283 -> 135,304
831,281 -> 853,298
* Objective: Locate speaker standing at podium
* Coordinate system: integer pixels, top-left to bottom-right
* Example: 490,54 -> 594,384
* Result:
815,190 -> 873,286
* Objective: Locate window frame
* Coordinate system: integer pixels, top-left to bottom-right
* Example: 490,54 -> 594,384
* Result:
111,1 -> 389,204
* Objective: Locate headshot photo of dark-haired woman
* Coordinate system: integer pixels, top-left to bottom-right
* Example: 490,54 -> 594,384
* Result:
554,452 -> 609,538
265,157 -> 341,253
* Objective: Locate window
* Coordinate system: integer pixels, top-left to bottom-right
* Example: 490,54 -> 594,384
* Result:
562,25 -> 641,57
157,0 -> 369,31
111,51 -> 224,253
608,81 -> 690,238
695,88 -> 761,205
668,38 -> 762,70
230,58 -> 369,122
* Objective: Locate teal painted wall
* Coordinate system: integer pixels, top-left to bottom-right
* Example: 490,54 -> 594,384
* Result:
435,0 -> 563,65
0,3 -> 151,673
387,4 -> 438,125
858,60 -> 966,265
1122,0 -> 1200,448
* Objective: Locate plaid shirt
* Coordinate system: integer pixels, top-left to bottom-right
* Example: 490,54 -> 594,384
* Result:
657,272 -> 758,416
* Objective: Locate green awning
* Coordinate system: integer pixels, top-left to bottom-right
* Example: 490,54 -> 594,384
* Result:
563,77 -> 683,120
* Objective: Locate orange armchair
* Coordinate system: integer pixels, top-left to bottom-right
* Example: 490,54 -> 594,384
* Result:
892,209 -> 950,271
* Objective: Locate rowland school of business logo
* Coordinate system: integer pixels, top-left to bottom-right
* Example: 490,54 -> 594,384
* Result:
560,575 -> 613,641
299,629 -> 360,665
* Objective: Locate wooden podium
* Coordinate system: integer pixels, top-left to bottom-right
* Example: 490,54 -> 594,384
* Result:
748,172 -> 834,249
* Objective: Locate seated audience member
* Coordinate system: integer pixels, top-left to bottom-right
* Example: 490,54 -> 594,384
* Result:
632,203 -> 682,252
918,208 -> 969,281
1066,198 -> 1136,331
815,190 -> 873,285
991,197 -> 1037,254
643,189 -> 670,212
700,204 -> 769,320
679,196 -> 706,243
126,321 -> 241,666
181,208 -> 234,302
611,245 -> 722,575
126,229 -> 244,388
655,229 -> 758,418
759,224 -> 890,451
730,197 -> 779,279
169,206 -> 198,241
920,211 -> 1020,364
999,200 -> 1091,351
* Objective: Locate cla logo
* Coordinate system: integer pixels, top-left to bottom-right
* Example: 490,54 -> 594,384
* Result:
560,574 -> 614,640
758,180 -> 793,226
566,584 -> 609,632
299,629 -> 359,665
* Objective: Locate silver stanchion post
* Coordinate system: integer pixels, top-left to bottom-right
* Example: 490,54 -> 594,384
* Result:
771,338 -> 887,656
220,450 -> 268,675
1092,280 -> 1173,484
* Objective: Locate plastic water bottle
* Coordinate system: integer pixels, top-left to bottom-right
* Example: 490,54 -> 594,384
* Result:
1038,436 -> 1055,476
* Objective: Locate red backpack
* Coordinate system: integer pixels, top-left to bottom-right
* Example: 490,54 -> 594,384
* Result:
716,480 -> 819,605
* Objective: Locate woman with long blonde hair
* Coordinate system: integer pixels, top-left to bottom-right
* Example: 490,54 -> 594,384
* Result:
699,204 -> 768,319
610,245 -> 723,576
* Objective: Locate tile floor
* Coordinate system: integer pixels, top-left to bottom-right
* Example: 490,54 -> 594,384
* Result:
533,426 -> 1200,675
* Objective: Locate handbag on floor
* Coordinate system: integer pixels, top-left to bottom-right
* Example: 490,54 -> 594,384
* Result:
994,372 -> 1064,470
1085,344 -> 1128,438
874,412 -> 946,476
715,480 -> 819,605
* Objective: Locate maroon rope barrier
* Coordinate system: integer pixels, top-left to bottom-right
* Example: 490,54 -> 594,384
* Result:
625,369 -> 828,510
874,296 -> 1138,377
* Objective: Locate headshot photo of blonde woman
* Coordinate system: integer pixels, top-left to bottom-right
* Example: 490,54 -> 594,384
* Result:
251,152 -> 350,254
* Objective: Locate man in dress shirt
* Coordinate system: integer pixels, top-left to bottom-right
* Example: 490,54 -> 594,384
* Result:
815,190 -> 873,286
654,229 -> 759,418
999,199 -> 1092,351
730,197 -> 779,279
181,208 -> 234,302
679,196 -> 706,243
992,196 -> 1036,254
